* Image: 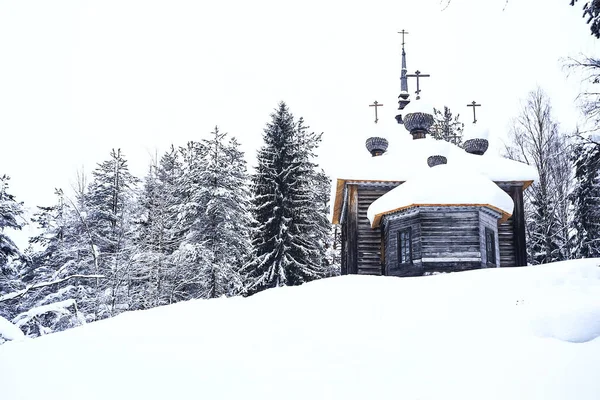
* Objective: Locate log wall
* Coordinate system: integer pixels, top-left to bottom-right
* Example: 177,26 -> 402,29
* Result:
339,182 -> 528,276
356,187 -> 388,275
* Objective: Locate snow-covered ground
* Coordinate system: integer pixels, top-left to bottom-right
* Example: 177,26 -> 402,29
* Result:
1,259 -> 600,400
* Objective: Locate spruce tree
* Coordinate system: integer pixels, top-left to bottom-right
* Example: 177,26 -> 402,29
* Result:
192,127 -> 251,298
0,175 -> 24,270
244,103 -> 328,294
170,140 -> 211,301
17,189 -> 89,336
0,175 -> 25,322
172,129 -> 252,299
131,146 -> 183,308
570,139 -> 600,258
85,149 -> 139,318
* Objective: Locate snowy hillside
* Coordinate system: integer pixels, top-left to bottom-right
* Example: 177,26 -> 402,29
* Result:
1,260 -> 600,400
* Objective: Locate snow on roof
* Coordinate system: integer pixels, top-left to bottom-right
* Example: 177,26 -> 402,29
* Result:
331,136 -> 537,224
367,163 -> 515,227
402,98 -> 434,114
336,136 -> 538,184
1,260 -> 600,399
463,124 -> 490,141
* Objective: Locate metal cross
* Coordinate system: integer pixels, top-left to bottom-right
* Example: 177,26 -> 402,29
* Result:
406,70 -> 430,100
448,131 -> 461,145
467,101 -> 482,124
398,29 -> 409,46
369,101 -> 384,124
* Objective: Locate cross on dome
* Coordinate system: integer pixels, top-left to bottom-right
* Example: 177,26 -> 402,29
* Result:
406,70 -> 430,100
467,101 -> 482,124
369,101 -> 384,124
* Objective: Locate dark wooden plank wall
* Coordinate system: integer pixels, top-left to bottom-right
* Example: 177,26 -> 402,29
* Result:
497,184 -> 527,267
340,182 -> 528,276
419,209 -> 481,271
385,213 -> 422,276
340,220 -> 348,275
346,186 -> 358,274
498,218 -> 516,267
511,186 -> 528,266
479,210 -> 501,268
356,188 -> 387,275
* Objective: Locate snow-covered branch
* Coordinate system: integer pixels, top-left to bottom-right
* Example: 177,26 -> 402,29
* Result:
0,274 -> 103,303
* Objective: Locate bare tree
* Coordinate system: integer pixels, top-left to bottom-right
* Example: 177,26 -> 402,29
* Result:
504,87 -> 572,263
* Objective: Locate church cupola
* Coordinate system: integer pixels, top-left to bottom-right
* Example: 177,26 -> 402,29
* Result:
403,99 -> 434,140
427,139 -> 450,167
462,101 -> 489,155
365,100 -> 388,157
365,137 -> 389,157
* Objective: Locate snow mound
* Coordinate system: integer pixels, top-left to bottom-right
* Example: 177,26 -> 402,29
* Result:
522,260 -> 600,343
367,162 -> 514,226
0,260 -> 599,400
0,316 -> 25,343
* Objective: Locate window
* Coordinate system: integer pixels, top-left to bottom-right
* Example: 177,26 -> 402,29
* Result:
397,228 -> 412,265
485,228 -> 496,266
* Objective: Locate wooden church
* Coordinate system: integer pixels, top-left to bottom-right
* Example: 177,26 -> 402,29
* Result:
332,37 -> 537,277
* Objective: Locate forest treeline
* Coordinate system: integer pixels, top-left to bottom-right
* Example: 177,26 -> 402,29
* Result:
0,102 -> 339,341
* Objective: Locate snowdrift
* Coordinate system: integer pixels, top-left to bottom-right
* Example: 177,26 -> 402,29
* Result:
1,259 -> 600,400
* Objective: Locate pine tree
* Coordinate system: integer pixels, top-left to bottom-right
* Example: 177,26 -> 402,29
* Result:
0,175 -> 24,271
16,189 -> 88,336
570,138 -> 600,258
192,127 -> 252,298
430,106 -> 464,145
570,0 -> 600,38
172,129 -> 252,299
85,149 -> 139,318
130,147 -> 184,308
313,168 -> 339,277
170,140 -> 211,301
0,175 -> 25,322
244,103 -> 328,294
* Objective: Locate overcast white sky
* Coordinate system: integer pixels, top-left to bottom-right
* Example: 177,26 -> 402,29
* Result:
1,0 -> 598,244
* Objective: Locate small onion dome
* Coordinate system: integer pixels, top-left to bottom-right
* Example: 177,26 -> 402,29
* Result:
427,139 -> 450,167
367,163 -> 515,228
463,126 -> 490,155
427,155 -> 447,167
402,100 -> 434,139
365,137 -> 389,157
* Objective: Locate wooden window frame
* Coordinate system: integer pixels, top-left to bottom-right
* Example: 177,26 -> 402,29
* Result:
397,227 -> 413,266
485,227 -> 496,266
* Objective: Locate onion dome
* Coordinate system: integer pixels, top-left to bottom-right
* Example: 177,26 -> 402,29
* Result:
463,126 -> 490,155
403,100 -> 434,140
427,155 -> 447,167
365,137 -> 389,157
427,138 -> 449,167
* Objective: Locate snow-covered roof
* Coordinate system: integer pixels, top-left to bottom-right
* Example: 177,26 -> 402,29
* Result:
367,163 -> 515,228
340,136 -> 536,183
463,124 -> 490,141
332,136 -> 537,224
